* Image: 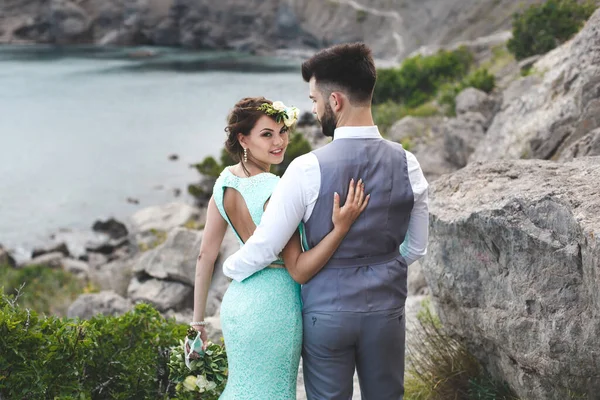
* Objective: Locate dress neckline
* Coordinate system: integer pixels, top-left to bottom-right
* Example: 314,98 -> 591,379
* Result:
225,167 -> 274,180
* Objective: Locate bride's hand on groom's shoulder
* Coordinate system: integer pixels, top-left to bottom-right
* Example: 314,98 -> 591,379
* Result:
332,179 -> 370,234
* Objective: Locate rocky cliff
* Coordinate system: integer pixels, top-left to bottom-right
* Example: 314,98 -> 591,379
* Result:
0,0 -> 540,61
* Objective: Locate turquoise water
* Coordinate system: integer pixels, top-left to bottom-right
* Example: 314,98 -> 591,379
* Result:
0,46 -> 312,257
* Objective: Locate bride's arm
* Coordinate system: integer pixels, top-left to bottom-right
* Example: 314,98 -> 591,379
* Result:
282,179 -> 369,284
192,196 -> 228,344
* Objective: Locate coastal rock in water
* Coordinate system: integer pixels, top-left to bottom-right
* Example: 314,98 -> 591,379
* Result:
471,10 -> 600,162
0,245 -> 17,268
130,202 -> 202,233
559,127 -> 600,161
67,290 -> 133,319
24,251 -> 65,268
421,157 -> 600,399
127,276 -> 193,312
31,242 -> 70,258
92,217 -> 128,239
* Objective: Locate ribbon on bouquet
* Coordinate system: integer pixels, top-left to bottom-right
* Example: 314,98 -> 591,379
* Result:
184,332 -> 204,370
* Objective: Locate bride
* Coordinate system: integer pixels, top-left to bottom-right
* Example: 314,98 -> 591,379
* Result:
188,96 -> 369,399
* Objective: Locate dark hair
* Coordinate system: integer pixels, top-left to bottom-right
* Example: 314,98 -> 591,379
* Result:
301,42 -> 376,105
224,97 -> 274,162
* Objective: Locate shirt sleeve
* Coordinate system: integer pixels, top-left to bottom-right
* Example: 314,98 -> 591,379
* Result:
400,150 -> 429,265
222,153 -> 320,281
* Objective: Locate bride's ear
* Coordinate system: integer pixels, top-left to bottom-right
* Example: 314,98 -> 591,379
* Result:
237,132 -> 247,148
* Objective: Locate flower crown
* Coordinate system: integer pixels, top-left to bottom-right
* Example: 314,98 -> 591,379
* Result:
257,101 -> 300,128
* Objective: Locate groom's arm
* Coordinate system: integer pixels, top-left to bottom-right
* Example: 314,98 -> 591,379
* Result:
400,150 -> 429,265
223,154 -> 320,282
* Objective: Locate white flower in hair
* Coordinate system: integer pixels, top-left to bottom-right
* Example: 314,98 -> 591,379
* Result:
272,101 -> 286,111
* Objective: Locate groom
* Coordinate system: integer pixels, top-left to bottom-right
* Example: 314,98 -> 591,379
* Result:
223,43 -> 429,399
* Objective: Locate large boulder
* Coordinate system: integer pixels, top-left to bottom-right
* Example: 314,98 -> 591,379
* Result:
471,9 -> 600,162
443,112 -> 487,169
421,157 -> 600,399
127,277 -> 193,312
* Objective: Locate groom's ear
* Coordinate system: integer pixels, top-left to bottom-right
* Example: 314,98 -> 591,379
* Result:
330,92 -> 343,113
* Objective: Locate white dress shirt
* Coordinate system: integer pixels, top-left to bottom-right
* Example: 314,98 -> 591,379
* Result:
223,126 -> 429,282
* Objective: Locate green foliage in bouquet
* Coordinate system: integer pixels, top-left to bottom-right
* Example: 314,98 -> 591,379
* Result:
168,328 -> 228,399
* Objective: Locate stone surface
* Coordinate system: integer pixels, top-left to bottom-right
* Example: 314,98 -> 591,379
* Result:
67,290 -> 133,319
421,157 -> 600,399
127,276 -> 193,312
130,202 -> 202,233
471,10 -> 600,162
559,127 -> 600,161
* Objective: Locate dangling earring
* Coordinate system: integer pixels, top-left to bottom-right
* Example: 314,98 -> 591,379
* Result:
243,148 -> 248,163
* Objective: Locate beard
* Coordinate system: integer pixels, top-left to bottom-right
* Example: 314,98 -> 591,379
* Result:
318,103 -> 337,138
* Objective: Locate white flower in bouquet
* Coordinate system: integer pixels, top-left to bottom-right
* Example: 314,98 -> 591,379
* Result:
183,375 -> 198,391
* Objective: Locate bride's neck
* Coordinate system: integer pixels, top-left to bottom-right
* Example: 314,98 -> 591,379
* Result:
241,158 -> 270,176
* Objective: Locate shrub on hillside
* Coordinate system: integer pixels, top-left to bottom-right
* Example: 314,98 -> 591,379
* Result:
0,264 -> 89,316
507,0 -> 597,60
0,292 -> 189,399
373,47 -> 473,107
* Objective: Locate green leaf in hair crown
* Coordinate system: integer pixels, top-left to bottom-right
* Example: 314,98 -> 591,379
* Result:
258,101 -> 300,127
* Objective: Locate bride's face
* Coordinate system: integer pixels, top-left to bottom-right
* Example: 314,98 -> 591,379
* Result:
239,115 -> 289,165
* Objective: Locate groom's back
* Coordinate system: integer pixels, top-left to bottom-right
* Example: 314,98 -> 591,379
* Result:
302,138 -> 414,312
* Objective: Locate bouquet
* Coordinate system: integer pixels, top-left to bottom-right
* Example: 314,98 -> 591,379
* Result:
168,328 -> 228,399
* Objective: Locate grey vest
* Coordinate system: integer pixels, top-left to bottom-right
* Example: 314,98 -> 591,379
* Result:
302,137 -> 414,313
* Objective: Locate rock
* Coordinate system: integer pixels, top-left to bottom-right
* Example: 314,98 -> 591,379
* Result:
82,252 -> 109,268
455,87 -> 497,125
407,261 -> 428,296
132,228 -> 203,285
85,236 -> 130,255
89,257 -> 134,296
92,218 -> 128,239
31,242 -> 70,258
559,127 -> 600,161
127,276 -> 193,312
0,245 -> 16,268
130,202 -> 202,233
518,54 -> 542,73
471,10 -> 600,162
62,258 -> 90,278
388,116 -> 457,181
24,251 -> 65,268
46,0 -> 92,44
443,112 -> 487,168
67,291 -> 133,319
421,157 -> 600,399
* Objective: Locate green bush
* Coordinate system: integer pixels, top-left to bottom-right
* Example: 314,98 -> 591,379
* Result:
0,291 -> 189,399
507,0 -> 597,60
373,47 -> 473,107
373,101 -> 440,135
0,264 -> 90,316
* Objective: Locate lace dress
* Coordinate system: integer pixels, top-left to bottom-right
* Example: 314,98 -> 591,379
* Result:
213,168 -> 302,400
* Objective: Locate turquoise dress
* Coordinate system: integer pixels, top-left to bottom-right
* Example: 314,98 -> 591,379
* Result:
213,168 -> 303,400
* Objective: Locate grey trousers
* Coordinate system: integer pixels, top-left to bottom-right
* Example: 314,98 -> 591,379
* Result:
302,307 -> 406,400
